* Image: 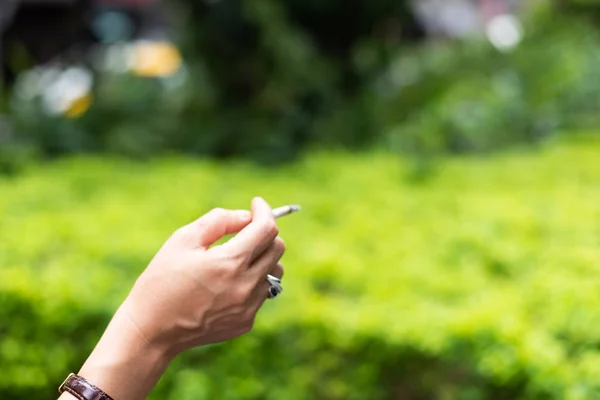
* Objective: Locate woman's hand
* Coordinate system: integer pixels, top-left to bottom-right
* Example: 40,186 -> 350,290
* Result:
122,196 -> 285,354
61,197 -> 285,400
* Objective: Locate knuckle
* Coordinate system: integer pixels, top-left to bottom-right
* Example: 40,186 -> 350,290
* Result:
233,284 -> 253,303
209,207 -> 227,219
172,225 -> 192,241
211,207 -> 227,215
262,221 -> 279,239
275,237 -> 286,254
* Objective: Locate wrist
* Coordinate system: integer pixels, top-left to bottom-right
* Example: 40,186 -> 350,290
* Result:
74,305 -> 173,400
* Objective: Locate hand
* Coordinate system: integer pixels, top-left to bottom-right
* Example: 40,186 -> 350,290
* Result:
63,197 -> 286,400
121,196 -> 286,355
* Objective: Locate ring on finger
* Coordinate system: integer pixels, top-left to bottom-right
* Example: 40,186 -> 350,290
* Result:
266,275 -> 283,299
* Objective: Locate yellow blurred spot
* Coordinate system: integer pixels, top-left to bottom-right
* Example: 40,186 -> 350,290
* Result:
130,41 -> 182,77
65,94 -> 93,119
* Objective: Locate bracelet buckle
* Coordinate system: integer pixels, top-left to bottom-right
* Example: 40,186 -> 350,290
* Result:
58,373 -> 76,393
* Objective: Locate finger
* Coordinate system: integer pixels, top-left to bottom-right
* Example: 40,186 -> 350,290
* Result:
223,197 -> 279,259
248,237 -> 285,278
179,208 -> 252,250
257,275 -> 284,302
251,279 -> 278,307
269,263 -> 284,280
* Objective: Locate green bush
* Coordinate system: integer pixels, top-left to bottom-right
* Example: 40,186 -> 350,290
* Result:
6,1 -> 600,168
2,137 -> 600,399
376,11 -> 600,157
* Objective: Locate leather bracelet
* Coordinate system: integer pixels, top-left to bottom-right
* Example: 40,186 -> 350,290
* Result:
59,373 -> 115,400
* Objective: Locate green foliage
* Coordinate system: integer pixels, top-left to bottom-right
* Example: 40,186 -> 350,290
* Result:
376,12 -> 600,157
6,1 -> 600,169
2,139 -> 600,399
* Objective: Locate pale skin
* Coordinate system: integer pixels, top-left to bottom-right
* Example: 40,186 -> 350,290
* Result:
58,197 -> 286,400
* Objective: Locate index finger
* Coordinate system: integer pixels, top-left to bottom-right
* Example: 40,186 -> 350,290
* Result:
222,197 -> 279,259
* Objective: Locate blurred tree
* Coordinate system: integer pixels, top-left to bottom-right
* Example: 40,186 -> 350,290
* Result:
3,0 -> 600,170
1,1 -> 95,88
168,0 -> 424,161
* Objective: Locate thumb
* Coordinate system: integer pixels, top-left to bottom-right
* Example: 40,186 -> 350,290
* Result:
180,208 -> 252,250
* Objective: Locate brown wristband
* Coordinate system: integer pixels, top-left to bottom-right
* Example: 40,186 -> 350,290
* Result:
59,373 -> 115,400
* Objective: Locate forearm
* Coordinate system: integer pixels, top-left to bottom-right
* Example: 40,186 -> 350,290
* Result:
59,304 -> 172,400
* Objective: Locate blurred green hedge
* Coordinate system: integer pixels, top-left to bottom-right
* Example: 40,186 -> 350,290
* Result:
3,2 -> 600,170
2,138 -> 600,399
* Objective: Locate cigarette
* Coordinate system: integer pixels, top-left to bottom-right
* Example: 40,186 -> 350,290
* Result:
273,205 -> 301,219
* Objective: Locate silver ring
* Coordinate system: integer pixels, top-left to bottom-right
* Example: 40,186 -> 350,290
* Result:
266,274 -> 283,299
268,285 -> 282,299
